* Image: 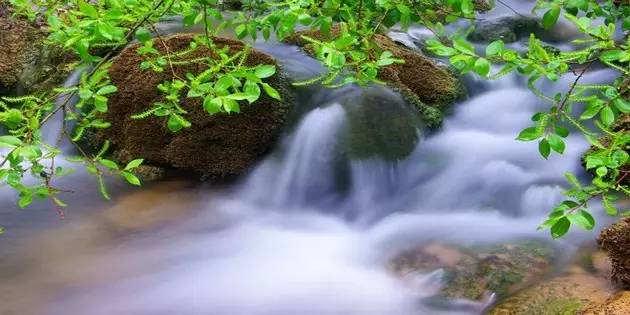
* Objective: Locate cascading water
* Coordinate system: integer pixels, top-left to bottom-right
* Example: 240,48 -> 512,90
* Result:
0,2 -> 620,314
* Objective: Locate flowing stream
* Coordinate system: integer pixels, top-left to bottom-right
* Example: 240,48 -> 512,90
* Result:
0,2 -> 620,314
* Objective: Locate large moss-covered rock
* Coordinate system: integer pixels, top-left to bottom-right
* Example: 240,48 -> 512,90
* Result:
284,26 -> 464,121
390,240 -> 556,301
339,87 -> 421,160
599,218 -> 630,288
0,14 -> 74,95
100,34 -> 294,179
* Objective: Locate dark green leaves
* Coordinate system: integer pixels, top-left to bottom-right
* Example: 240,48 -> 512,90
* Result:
551,217 -> 570,238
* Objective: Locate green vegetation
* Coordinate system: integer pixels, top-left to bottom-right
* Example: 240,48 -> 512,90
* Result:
0,0 -> 628,238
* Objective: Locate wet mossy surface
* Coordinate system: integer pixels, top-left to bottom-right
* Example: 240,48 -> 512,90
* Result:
100,34 -> 295,179
390,240 -> 556,301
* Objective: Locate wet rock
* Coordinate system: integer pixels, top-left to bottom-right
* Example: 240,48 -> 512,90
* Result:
469,15 -> 581,44
0,16 -> 75,95
284,26 -> 465,126
390,240 -> 556,301
468,16 -> 540,43
100,34 -> 295,179
488,274 -> 613,315
598,218 -> 630,288
581,291 -> 630,315
340,87 -> 421,160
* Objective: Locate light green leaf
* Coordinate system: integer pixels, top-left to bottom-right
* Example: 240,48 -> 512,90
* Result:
124,159 -> 144,170
122,171 -> 141,186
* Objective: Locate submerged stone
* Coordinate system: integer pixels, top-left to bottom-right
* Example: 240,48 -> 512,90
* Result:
99,34 -> 295,179
390,240 -> 556,301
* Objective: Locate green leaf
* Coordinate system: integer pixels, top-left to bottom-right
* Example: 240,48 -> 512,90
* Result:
613,98 -> 630,113
135,27 -> 152,43
124,159 -> 144,170
78,0 -> 99,19
18,193 -> 32,209
235,24 -> 247,39
474,58 -> 491,77
539,139 -> 550,159
453,38 -> 475,55
547,134 -> 565,154
551,217 -> 571,239
99,159 -> 119,170
255,65 -> 276,79
223,99 -> 240,113
570,210 -> 595,230
485,40 -> 504,56
600,50 -> 624,62
600,106 -> 615,126
542,6 -> 561,29
122,172 -> 141,186
595,166 -> 608,177
97,85 -> 118,95
204,96 -> 222,114
262,83 -> 281,100
516,127 -> 542,141
0,136 -> 22,148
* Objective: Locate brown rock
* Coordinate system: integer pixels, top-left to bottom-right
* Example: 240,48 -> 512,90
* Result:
598,218 -> 630,288
100,34 -> 294,179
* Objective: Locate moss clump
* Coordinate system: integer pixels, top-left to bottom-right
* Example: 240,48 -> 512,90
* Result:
598,218 -> 630,288
100,34 -> 295,179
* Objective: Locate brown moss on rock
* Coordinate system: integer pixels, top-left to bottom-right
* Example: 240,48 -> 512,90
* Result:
598,218 -> 630,289
0,15 -> 75,95
284,26 -> 464,110
100,34 -> 294,179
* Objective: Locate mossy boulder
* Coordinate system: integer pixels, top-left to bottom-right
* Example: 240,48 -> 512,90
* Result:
390,240 -> 556,301
339,87 -> 421,161
284,26 -> 464,123
0,15 -> 74,95
598,218 -> 630,288
99,34 -> 295,179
